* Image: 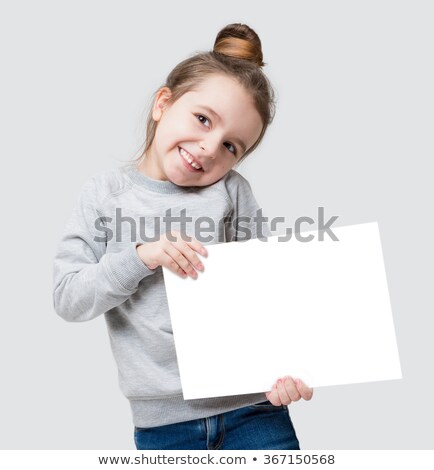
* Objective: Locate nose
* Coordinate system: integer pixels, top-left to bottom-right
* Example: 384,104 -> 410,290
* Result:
202,152 -> 215,163
199,134 -> 221,159
199,143 -> 216,160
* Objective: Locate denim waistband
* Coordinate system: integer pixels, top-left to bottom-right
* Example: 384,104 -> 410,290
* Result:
129,392 -> 268,428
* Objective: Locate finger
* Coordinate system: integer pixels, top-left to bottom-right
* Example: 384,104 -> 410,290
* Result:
171,231 -> 208,258
266,383 -> 282,406
173,238 -> 205,273
158,250 -> 188,278
163,242 -> 198,279
276,377 -> 292,406
283,376 -> 301,402
295,378 -> 314,401
187,237 -> 208,258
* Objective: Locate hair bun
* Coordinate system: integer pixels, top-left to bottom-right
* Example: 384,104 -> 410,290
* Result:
213,23 -> 265,68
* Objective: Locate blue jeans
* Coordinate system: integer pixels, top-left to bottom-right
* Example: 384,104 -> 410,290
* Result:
134,401 -> 300,450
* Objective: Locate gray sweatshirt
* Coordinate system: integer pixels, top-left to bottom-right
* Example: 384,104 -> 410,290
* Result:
52,164 -> 271,428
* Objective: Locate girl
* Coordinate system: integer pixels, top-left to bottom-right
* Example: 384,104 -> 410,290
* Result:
53,23 -> 313,451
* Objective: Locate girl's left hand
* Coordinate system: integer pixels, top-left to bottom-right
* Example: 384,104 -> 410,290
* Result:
265,376 -> 314,406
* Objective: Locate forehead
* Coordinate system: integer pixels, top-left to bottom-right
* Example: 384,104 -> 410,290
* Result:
184,74 -> 252,108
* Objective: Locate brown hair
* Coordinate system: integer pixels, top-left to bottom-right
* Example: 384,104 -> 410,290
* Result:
127,23 -> 276,168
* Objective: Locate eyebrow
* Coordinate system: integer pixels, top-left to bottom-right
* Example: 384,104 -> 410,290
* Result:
199,105 -> 247,154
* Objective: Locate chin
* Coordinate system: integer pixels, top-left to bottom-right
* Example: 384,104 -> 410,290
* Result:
164,167 -> 194,187
166,164 -> 220,188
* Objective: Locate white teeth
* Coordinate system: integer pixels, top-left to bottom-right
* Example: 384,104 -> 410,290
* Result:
180,148 -> 202,170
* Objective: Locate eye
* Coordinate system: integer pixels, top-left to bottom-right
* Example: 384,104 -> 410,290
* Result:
195,113 -> 238,157
224,142 -> 237,156
196,114 -> 211,128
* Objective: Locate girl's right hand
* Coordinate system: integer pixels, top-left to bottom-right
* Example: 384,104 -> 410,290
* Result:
136,230 -> 207,279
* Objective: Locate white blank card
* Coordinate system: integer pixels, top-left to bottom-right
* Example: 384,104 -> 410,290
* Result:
163,222 -> 402,400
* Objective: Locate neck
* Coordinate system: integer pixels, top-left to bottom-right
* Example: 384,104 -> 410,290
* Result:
138,148 -> 168,181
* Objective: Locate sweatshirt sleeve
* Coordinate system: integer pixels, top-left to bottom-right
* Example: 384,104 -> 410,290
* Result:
52,176 -> 156,322
224,170 -> 272,242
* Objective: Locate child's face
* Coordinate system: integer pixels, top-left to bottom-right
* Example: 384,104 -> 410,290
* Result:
141,74 -> 263,186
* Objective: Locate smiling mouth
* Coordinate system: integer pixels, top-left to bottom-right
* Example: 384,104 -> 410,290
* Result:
179,147 -> 204,171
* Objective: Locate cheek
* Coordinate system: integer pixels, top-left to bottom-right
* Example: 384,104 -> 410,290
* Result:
155,116 -> 190,144
220,160 -> 232,171
213,160 -> 234,177
168,115 -> 194,136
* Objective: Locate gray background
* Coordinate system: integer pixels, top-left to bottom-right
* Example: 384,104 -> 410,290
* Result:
0,0 -> 432,449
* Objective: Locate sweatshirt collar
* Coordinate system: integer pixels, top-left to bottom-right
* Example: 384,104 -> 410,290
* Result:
125,165 -> 193,195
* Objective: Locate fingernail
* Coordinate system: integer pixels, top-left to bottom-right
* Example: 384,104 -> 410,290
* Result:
197,263 -> 204,270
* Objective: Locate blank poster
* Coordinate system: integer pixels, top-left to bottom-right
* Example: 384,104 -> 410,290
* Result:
163,222 -> 402,400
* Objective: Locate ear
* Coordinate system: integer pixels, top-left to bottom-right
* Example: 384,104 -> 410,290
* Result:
152,87 -> 172,121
